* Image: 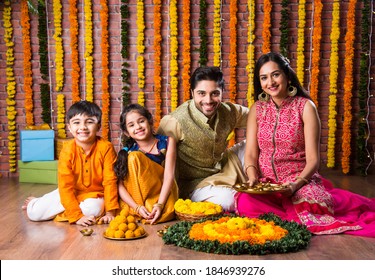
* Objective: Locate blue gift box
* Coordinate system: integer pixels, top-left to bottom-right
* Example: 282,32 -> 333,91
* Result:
20,130 -> 55,161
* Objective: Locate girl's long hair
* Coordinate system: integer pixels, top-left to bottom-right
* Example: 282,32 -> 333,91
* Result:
114,104 -> 153,181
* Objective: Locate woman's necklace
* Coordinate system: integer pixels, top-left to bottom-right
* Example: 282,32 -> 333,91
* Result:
139,138 -> 157,154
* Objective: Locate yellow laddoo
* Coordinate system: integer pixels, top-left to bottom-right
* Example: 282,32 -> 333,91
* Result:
115,215 -> 127,224
125,230 -> 135,238
105,228 -> 116,238
109,220 -> 120,230
120,207 -> 129,217
127,222 -> 137,231
133,228 -> 143,237
126,215 -> 136,223
114,229 -> 125,238
118,223 -> 128,232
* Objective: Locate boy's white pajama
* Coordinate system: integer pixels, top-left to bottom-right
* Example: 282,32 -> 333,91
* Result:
26,188 -> 105,222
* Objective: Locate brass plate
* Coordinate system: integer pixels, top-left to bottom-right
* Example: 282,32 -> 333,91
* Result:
103,232 -> 147,240
233,182 -> 289,194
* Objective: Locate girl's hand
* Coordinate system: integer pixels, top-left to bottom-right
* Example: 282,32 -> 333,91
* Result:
138,206 -> 151,220
76,215 -> 96,227
98,211 -> 115,224
147,204 -> 163,224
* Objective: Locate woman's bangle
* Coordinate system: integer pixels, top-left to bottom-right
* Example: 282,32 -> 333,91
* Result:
153,203 -> 164,209
244,164 -> 259,174
295,176 -> 309,185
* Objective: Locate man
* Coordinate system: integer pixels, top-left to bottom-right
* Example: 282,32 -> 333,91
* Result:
158,66 -> 249,212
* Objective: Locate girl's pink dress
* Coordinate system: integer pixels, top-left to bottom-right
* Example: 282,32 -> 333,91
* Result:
236,96 -> 375,237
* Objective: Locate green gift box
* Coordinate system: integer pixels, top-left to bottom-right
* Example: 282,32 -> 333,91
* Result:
18,160 -> 58,184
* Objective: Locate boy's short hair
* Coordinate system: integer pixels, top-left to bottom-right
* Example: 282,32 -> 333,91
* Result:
66,101 -> 102,125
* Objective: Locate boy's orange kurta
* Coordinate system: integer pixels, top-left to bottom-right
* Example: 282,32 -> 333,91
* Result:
58,137 -> 119,223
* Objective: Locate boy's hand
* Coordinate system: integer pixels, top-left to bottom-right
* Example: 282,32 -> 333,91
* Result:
98,211 -> 115,224
76,215 -> 96,227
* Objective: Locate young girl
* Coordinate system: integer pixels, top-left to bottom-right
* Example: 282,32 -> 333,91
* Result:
114,104 -> 178,224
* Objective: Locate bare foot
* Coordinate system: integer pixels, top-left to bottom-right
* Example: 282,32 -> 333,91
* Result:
22,196 -> 36,210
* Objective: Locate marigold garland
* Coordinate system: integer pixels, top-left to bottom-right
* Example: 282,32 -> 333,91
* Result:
198,0 -> 208,66
38,1 -> 51,125
70,0 -> 81,103
100,0 -> 110,141
280,0 -> 289,58
297,0 -> 306,84
170,0 -> 179,112
56,94 -> 66,138
182,0 -> 191,102
4,0 -> 17,172
162,213 -> 312,255
136,0 -> 145,105
153,0 -> 162,127
341,0 -> 357,174
356,0 -> 371,175
21,0 -> 34,127
53,0 -> 64,92
327,0 -> 340,168
228,0 -> 238,147
246,0 -> 255,107
213,0 -> 221,67
121,0 -> 131,107
309,0 -> 323,106
262,0 -> 272,53
84,0 -> 94,102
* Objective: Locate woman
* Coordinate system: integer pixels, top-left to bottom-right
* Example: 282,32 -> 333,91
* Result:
237,52 -> 375,236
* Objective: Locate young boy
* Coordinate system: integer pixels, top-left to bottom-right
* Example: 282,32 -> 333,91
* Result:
22,101 -> 119,226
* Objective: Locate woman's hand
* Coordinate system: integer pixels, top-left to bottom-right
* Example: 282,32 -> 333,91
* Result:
246,177 -> 259,187
146,204 -> 163,224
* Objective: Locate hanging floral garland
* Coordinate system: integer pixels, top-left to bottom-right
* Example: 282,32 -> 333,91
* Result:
296,0 -> 306,84
199,0 -> 208,66
70,0 -> 81,103
279,0 -> 289,58
213,0 -> 221,67
327,0 -> 340,168
246,0 -> 255,107
137,0 -> 146,105
100,0 -> 110,141
262,0 -> 272,53
182,0 -> 191,102
53,0 -> 64,92
356,0 -> 371,175
341,0 -> 357,174
38,1 -> 51,125
56,94 -> 66,138
309,0 -> 323,106
21,0 -> 34,127
84,0 -> 94,102
228,0 -> 237,147
170,0 -> 179,112
4,0 -> 17,172
121,0 -> 131,107
153,0 -> 162,127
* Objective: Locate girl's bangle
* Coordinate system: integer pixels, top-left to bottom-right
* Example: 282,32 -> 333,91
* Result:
295,176 -> 309,185
134,204 -> 142,214
244,164 -> 259,174
153,203 -> 164,209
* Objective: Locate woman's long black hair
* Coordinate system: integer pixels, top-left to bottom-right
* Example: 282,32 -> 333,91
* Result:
114,104 -> 154,181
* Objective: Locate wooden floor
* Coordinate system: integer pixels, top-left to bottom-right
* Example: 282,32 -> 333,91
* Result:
1,167 -> 375,260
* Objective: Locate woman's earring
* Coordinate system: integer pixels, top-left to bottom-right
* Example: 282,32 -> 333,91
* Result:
258,91 -> 269,102
288,85 -> 297,97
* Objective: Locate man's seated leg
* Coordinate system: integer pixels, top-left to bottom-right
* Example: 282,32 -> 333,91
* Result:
190,185 -> 237,212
